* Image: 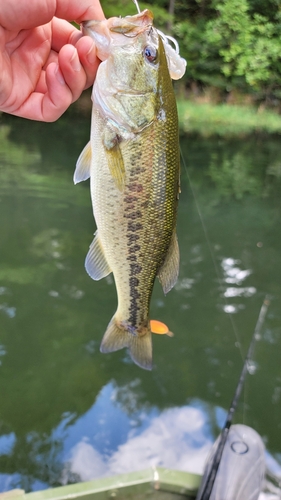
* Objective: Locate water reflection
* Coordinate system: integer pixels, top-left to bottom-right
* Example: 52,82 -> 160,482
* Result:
219,257 -> 256,314
62,386 -> 213,482
1,382 -> 281,495
0,111 -> 280,494
221,258 -> 252,285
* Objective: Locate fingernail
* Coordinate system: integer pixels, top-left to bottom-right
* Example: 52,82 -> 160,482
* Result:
55,65 -> 65,85
86,41 -> 97,64
70,49 -> 82,71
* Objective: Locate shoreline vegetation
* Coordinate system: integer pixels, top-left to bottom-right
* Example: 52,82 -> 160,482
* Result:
176,99 -> 281,136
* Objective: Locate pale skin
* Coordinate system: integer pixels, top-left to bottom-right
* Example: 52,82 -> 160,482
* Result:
0,0 -> 105,121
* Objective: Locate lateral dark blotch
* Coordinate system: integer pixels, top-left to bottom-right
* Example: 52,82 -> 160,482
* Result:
124,211 -> 142,220
129,244 -> 141,253
127,234 -> 140,244
127,221 -> 143,232
130,288 -> 140,299
124,195 -> 138,203
129,276 -> 139,287
130,263 -> 142,275
127,254 -> 137,261
128,183 -> 143,193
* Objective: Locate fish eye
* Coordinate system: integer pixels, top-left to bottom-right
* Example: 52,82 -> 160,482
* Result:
143,45 -> 158,63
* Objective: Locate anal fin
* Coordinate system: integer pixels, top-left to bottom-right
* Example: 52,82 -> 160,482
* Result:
158,229 -> 179,295
85,232 -> 112,280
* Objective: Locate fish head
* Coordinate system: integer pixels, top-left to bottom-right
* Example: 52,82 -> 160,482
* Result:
82,10 -> 186,84
82,10 -> 185,132
82,10 -> 164,95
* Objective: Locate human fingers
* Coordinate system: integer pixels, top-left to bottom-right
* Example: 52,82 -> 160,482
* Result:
51,18 -> 100,89
0,1 -> 55,31
58,44 -> 87,102
51,17 -> 82,53
0,25 -> 52,112
0,29 -> 12,108
55,0 -> 105,24
14,62 -> 73,121
75,35 -> 100,89
0,0 -> 104,32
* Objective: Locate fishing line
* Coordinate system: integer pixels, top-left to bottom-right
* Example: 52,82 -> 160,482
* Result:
180,146 -> 244,361
157,29 -> 180,54
196,295 -> 270,500
132,0 -> 141,14
180,148 -> 270,494
242,362 -> 250,425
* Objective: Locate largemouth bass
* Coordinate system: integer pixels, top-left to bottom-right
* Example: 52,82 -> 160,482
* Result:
74,9 -> 186,370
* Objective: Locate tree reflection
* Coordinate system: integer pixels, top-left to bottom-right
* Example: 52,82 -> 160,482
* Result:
0,433 -> 63,491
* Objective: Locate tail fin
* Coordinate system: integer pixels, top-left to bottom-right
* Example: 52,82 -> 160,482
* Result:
100,316 -> 152,370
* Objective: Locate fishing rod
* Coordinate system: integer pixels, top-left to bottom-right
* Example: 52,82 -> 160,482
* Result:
196,294 -> 271,500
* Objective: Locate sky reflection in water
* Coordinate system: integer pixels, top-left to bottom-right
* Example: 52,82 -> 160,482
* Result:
1,383 -> 281,497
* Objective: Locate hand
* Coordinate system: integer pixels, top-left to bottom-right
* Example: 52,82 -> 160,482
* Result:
0,0 -> 105,121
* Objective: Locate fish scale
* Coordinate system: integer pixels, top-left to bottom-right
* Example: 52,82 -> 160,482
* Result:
74,9 -> 186,369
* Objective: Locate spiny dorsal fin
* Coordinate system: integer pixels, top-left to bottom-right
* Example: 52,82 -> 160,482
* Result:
158,229 -> 179,295
85,232 -> 112,280
74,141 -> 92,184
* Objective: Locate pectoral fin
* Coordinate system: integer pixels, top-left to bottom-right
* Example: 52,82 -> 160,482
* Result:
158,230 -> 179,295
103,128 -> 125,191
106,145 -> 126,191
74,141 -> 92,184
85,232 -> 112,280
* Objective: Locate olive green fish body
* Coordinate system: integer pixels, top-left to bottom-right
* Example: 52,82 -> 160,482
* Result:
74,10 -> 185,369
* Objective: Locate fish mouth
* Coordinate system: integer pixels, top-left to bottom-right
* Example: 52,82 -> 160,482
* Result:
82,9 -> 154,38
110,24 -> 152,37
110,9 -> 154,32
81,20 -> 100,37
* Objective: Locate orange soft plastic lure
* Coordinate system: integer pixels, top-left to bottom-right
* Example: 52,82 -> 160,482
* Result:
150,320 -> 174,337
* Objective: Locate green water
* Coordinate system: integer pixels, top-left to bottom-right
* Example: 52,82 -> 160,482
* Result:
0,110 -> 280,492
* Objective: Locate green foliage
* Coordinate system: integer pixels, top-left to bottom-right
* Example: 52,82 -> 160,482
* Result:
203,0 -> 281,94
102,0 -> 171,28
172,0 -> 281,100
177,100 -> 281,135
98,0 -> 281,100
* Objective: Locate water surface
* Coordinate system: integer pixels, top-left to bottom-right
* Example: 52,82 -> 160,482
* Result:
0,110 -> 280,493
